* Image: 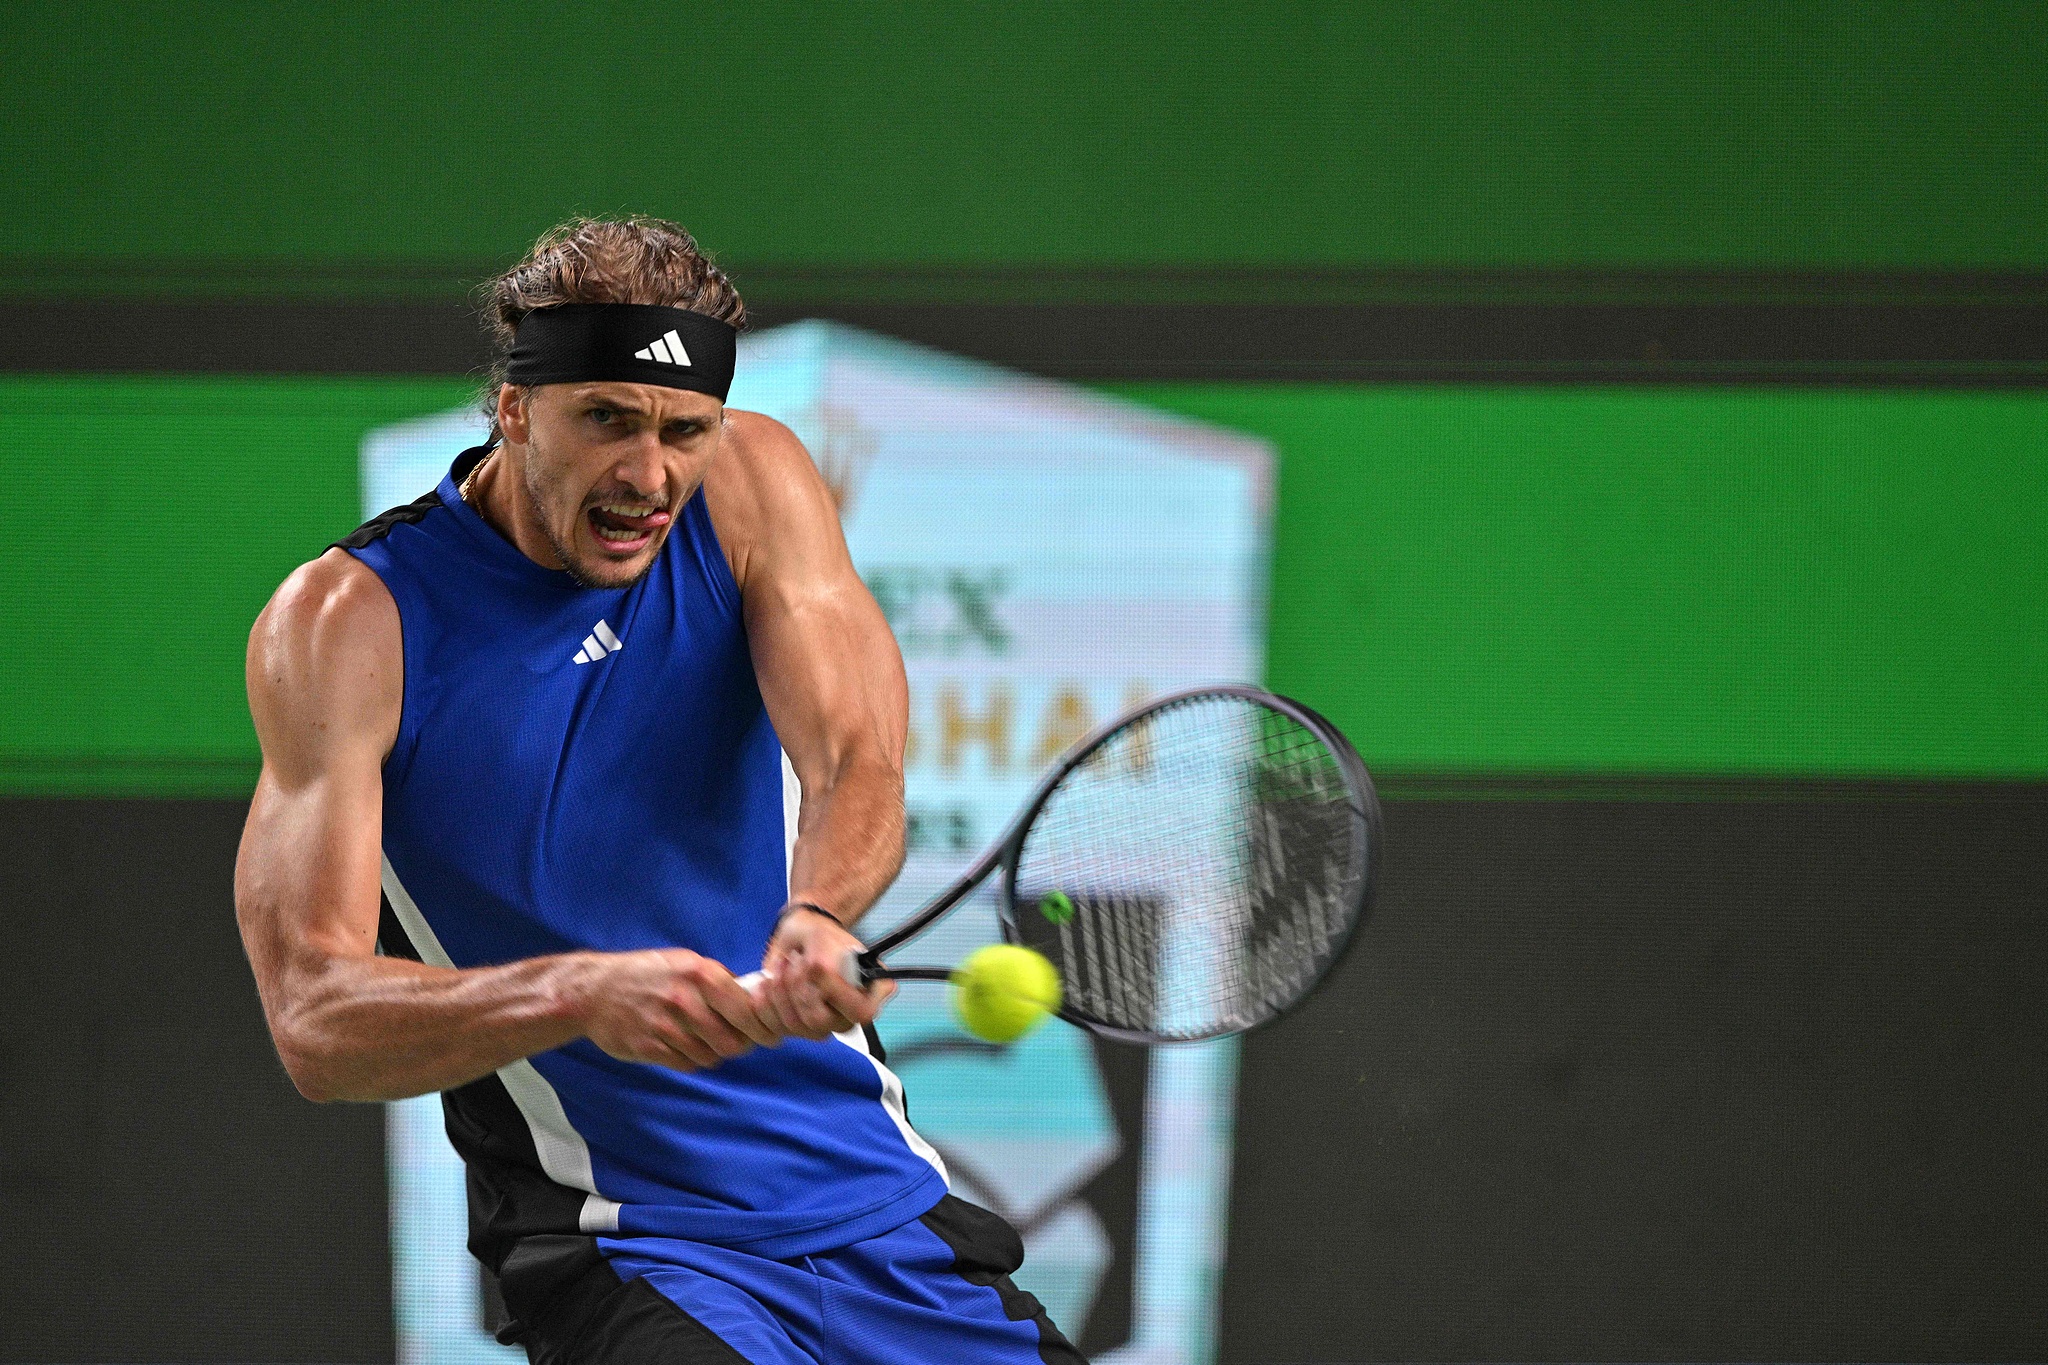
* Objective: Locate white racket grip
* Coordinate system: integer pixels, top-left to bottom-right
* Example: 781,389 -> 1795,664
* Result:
734,954 -> 867,997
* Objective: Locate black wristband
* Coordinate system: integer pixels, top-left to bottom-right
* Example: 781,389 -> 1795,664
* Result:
776,901 -> 841,930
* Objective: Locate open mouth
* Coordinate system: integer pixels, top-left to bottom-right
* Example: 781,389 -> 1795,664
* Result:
586,502 -> 671,553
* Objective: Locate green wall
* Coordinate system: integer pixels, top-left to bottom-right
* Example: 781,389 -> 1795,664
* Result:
1117,384 -> 2048,777
1,376 -> 2040,791
0,378 -> 470,792
3,2 -> 2045,281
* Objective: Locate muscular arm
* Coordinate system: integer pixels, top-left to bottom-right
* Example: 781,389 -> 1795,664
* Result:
709,411 -> 909,1035
236,552 -> 774,1102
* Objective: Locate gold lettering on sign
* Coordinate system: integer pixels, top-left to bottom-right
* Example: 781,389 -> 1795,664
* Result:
1031,686 -> 1096,769
938,684 -> 1012,774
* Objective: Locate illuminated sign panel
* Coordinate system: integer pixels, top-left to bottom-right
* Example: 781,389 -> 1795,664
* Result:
364,322 -> 1272,1364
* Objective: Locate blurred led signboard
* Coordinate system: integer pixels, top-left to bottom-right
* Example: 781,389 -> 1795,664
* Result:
361,321 -> 1272,1364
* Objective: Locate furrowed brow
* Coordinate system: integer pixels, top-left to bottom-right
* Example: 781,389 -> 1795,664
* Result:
571,388 -> 653,415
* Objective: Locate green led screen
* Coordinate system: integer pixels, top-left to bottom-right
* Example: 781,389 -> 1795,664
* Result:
0,378 -> 2041,793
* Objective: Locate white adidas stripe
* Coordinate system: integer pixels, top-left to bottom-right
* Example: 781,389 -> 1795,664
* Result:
836,1016 -> 949,1185
573,619 -> 623,665
380,856 -> 623,1234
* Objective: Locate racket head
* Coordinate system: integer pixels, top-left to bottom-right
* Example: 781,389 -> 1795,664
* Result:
996,685 -> 1379,1043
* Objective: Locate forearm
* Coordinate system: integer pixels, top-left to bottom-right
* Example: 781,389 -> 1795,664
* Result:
786,755 -> 906,927
271,950 -> 598,1103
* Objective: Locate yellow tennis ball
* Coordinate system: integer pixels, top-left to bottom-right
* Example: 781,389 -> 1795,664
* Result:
951,944 -> 1062,1044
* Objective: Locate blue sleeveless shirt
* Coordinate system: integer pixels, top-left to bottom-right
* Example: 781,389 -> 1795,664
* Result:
342,446 -> 947,1265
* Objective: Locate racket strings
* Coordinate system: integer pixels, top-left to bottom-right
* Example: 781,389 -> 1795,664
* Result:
1227,726 -> 1349,1023
1244,773 -> 1355,1011
1011,693 -> 1367,1040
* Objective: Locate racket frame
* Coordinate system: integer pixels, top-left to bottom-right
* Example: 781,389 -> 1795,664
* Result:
851,684 -> 1382,1042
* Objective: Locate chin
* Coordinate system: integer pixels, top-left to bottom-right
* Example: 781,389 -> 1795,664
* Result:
563,548 -> 660,590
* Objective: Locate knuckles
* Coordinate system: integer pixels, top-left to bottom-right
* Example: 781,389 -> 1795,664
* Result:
670,953 -> 716,985
611,946 -> 884,1055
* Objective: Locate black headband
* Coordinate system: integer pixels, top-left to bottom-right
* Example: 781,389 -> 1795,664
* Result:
505,303 -> 738,401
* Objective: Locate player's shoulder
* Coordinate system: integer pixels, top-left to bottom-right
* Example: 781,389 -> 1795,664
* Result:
248,550 -> 403,763
705,409 -> 843,582
252,549 -> 400,671
719,408 -> 819,494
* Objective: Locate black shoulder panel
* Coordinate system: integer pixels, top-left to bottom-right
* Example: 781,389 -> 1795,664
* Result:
330,487 -> 441,553
329,442 -> 492,553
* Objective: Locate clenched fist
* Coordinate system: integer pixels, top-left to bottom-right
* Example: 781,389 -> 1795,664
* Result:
755,906 -> 895,1041
580,949 -> 782,1071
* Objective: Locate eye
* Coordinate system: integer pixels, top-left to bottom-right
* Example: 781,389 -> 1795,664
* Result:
588,407 -> 616,425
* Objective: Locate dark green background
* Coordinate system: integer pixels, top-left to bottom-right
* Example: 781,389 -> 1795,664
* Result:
4,1 -> 2046,286
2,376 -> 2041,791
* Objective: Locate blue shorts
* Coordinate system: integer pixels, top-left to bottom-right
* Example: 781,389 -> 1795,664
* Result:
498,1196 -> 1084,1365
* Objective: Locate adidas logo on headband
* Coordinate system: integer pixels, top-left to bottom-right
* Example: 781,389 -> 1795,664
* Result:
634,330 -> 694,367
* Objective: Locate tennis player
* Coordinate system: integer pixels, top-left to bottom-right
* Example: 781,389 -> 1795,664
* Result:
235,216 -> 1083,1364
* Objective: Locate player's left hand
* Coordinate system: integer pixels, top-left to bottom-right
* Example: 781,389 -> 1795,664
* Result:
758,904 -> 895,1041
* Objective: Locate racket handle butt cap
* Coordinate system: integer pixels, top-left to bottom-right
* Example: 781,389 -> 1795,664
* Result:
840,948 -> 869,989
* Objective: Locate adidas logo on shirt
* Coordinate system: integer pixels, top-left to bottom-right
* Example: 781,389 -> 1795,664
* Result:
634,330 -> 693,367
573,619 -> 624,665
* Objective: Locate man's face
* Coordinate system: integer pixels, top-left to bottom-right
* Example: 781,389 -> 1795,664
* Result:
499,381 -> 725,589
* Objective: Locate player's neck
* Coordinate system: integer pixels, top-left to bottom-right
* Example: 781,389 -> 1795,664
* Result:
465,447 -> 566,572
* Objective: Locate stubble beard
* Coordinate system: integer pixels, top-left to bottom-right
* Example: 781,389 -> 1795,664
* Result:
521,434 -> 666,591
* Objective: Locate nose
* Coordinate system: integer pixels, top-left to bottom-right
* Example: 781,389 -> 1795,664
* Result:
611,431 -> 668,497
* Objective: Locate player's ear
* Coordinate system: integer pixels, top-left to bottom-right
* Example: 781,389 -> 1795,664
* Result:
496,384 -> 532,444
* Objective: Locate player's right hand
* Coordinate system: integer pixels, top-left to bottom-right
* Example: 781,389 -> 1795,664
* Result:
756,904 -> 895,1042
579,949 -> 783,1071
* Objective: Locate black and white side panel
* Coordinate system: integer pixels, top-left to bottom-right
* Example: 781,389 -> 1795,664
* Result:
380,855 -> 623,1235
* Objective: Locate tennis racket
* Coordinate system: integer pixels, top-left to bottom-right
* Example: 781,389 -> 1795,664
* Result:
848,684 -> 1380,1043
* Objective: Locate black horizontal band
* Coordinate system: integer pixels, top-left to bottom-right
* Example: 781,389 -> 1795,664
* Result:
505,303 -> 737,400
5,273 -> 2048,384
